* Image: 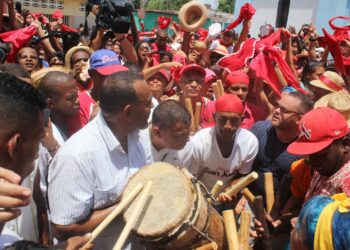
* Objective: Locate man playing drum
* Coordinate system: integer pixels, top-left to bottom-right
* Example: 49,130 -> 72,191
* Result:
140,99 -> 193,169
191,94 -> 259,198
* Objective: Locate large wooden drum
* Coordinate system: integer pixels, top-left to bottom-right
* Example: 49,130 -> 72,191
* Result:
123,163 -> 227,249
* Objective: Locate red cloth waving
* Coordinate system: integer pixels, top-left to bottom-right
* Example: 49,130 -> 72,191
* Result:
61,24 -> 78,33
329,16 -> 350,42
157,16 -> 171,30
323,28 -> 350,75
218,29 -> 290,72
0,25 -> 37,62
249,46 -> 306,95
225,3 -> 256,31
218,38 -> 256,72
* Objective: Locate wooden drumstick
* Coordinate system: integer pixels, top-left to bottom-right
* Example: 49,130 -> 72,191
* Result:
208,180 -> 223,204
238,211 -> 252,250
254,196 -> 272,250
241,188 -> 255,204
223,172 -> 258,198
223,209 -> 239,250
264,172 -> 274,213
241,188 -> 256,214
217,80 -> 225,96
194,101 -> 202,131
212,83 -> 221,100
194,242 -> 218,250
113,181 -> 153,250
185,98 -> 196,132
81,183 -> 144,248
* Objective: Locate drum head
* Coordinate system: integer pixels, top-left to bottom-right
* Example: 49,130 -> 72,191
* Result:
123,163 -> 195,239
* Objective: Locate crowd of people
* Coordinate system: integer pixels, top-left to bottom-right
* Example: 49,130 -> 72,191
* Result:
0,1 -> 350,249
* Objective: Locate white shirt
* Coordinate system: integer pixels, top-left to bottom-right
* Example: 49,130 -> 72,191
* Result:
191,127 -> 258,189
39,122 -> 66,197
139,128 -> 193,169
4,164 -> 39,244
48,112 -> 149,250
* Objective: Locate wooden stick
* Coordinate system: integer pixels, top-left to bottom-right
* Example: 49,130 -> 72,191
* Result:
113,181 -> 153,250
238,211 -> 252,250
194,101 -> 202,131
241,188 -> 255,204
241,188 -> 256,214
264,173 -> 274,213
254,196 -> 272,250
82,183 -> 144,248
217,80 -> 225,96
223,209 -> 239,250
212,83 -> 221,100
185,98 -> 196,132
208,180 -> 223,204
194,242 -> 218,250
223,172 -> 258,198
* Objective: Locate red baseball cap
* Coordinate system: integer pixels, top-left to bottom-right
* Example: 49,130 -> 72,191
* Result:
287,107 -> 349,155
179,64 -> 206,77
215,94 -> 244,115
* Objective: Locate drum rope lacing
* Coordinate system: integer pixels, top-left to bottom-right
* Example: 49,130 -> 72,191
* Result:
149,176 -> 215,248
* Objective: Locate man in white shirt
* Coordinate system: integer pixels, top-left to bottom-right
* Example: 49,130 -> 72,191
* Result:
48,69 -> 153,249
141,100 -> 193,168
191,94 -> 258,192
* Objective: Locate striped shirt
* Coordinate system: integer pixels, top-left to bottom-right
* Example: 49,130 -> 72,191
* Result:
48,112 -> 149,250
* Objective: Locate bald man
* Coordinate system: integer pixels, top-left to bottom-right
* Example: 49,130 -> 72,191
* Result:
39,71 -> 80,140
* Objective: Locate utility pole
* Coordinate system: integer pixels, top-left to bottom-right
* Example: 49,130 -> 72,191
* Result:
275,0 -> 290,28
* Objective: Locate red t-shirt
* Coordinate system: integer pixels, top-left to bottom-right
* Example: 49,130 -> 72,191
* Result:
66,91 -> 96,136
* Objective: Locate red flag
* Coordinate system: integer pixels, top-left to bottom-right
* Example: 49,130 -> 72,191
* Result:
225,3 -> 256,31
323,28 -> 348,74
328,16 -> 350,42
0,25 -> 37,62
249,46 -> 306,95
218,29 -> 289,72
157,16 -> 171,30
61,24 -> 78,33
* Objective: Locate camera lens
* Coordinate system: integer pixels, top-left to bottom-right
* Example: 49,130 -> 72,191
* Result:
0,49 -> 6,62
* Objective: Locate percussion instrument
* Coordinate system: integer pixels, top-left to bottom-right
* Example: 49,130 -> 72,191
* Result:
123,163 -> 227,249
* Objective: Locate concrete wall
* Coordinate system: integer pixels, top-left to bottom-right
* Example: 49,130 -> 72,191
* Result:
233,0 -> 350,37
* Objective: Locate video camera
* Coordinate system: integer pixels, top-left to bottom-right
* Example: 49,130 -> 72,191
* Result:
86,0 -> 134,34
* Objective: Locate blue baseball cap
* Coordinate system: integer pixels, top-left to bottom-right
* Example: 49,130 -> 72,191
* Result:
89,49 -> 128,75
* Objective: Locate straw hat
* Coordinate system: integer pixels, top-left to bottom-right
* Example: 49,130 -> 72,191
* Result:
315,91 -> 350,127
31,66 -> 69,88
310,71 -> 345,92
64,46 -> 93,70
211,44 -> 228,56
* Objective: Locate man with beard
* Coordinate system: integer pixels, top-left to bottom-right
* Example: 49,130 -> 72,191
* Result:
191,94 -> 258,191
248,92 -> 314,197
48,69 -> 153,250
287,107 -> 350,200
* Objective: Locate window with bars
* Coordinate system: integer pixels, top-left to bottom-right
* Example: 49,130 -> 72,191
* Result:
17,0 -> 64,10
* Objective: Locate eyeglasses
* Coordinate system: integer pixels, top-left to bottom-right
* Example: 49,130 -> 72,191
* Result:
139,45 -> 151,51
274,102 -> 302,115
